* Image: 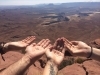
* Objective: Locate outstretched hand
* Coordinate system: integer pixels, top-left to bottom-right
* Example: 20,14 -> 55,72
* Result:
63,37 -> 91,57
45,39 -> 65,66
4,36 -> 35,52
25,39 -> 50,62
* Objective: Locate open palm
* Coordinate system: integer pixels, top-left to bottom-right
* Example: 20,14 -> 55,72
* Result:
4,36 -> 35,51
25,39 -> 50,61
46,48 -> 65,65
63,38 -> 91,57
45,38 -> 65,65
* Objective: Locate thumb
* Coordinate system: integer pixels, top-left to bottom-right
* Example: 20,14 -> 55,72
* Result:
71,41 -> 79,45
62,48 -> 66,54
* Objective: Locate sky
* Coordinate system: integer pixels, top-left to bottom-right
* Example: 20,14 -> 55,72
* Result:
0,0 -> 100,5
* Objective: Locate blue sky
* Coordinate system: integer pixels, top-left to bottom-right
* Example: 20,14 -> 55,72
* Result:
0,0 -> 100,5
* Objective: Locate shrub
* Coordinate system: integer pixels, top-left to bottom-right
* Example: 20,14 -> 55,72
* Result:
58,57 -> 74,70
75,57 -> 85,64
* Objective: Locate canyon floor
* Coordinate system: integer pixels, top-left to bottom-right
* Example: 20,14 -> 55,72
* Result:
0,2 -> 100,75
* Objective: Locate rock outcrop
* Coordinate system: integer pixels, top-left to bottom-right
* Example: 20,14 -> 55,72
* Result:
1,45 -> 100,75
0,51 -> 23,71
91,39 -> 100,49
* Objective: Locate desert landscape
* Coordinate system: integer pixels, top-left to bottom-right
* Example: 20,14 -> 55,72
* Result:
0,2 -> 100,75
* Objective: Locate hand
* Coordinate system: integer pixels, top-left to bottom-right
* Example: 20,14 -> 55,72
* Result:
4,36 -> 35,52
63,37 -> 91,57
53,38 -> 64,51
45,39 -> 65,66
25,39 -> 50,62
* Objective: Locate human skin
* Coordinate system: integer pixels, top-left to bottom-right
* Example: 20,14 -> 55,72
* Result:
63,37 -> 100,61
0,36 -> 35,61
43,39 -> 65,75
3,36 -> 36,52
0,39 -> 50,75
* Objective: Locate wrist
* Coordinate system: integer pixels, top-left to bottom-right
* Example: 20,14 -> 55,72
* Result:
24,53 -> 37,64
22,54 -> 32,64
83,46 -> 92,58
47,60 -> 59,67
47,60 -> 58,73
87,46 -> 93,58
3,43 -> 10,52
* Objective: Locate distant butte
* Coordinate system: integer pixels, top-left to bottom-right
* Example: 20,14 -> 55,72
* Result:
41,13 -> 70,25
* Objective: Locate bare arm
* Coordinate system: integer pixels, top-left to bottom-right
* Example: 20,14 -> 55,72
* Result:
0,39 -> 50,75
0,36 -> 35,61
63,37 -> 100,61
43,60 -> 58,75
90,47 -> 100,61
3,36 -> 35,52
0,54 -> 31,75
43,39 -> 65,75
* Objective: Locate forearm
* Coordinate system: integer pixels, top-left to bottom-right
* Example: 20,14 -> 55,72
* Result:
43,60 -> 58,75
3,43 -> 23,52
90,47 -> 100,61
0,54 -> 31,75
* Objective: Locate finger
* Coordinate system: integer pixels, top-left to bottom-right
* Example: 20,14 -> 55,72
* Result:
25,36 -> 36,44
53,38 -> 60,48
22,36 -> 34,42
64,43 -> 74,55
65,39 -> 72,46
62,48 -> 65,54
71,41 -> 78,45
40,39 -> 49,47
55,50 -> 62,56
30,43 -> 36,46
32,43 -> 36,46
42,39 -> 50,48
53,50 -> 57,53
64,42 -> 72,50
60,47 -> 63,50
60,39 -> 64,47
37,39 -> 45,46
63,38 -> 72,49
45,44 -> 53,52
56,51 -> 60,54
46,44 -> 52,49
63,37 -> 72,46
58,47 -> 63,52
57,45 -> 60,50
22,36 -> 35,43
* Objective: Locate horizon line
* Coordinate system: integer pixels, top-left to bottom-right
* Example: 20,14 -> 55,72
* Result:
0,1 -> 100,6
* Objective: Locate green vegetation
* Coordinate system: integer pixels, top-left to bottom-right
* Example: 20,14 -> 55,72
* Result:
59,57 -> 85,70
75,57 -> 85,64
